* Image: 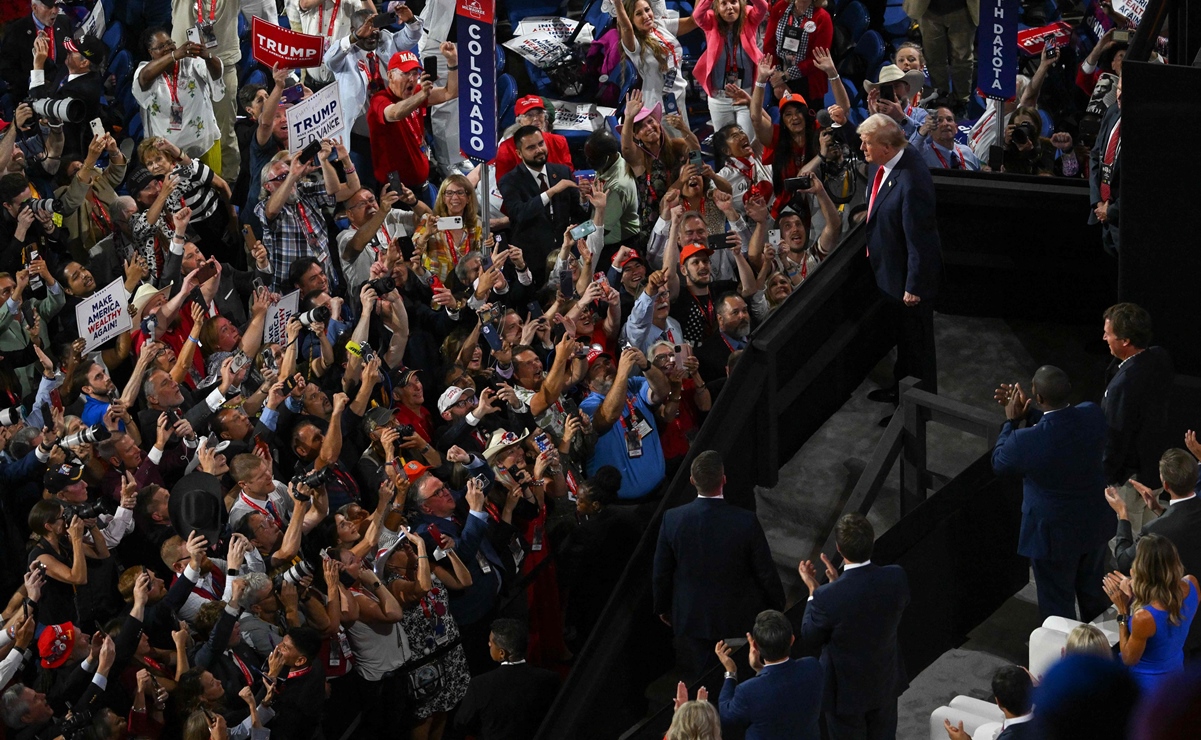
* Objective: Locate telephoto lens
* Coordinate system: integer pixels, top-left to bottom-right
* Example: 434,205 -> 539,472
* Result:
296,305 -> 332,327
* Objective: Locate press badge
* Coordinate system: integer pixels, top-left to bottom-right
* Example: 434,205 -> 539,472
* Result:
662,71 -> 678,114
197,21 -> 219,49
169,104 -> 184,131
783,26 -> 803,52
625,427 -> 643,458
475,551 -> 492,574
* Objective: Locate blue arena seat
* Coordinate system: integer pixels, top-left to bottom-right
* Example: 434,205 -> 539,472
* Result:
854,30 -> 886,70
837,1 -> 871,42
882,5 -> 913,38
508,2 -> 564,27
498,73 -> 518,131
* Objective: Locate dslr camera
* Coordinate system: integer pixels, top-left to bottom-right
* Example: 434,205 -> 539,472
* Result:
59,423 -> 111,448
1010,120 -> 1039,147
62,500 -> 106,521
296,305 -> 331,329
293,465 -> 333,491
367,276 -> 395,295
272,560 -> 315,591
27,97 -> 85,124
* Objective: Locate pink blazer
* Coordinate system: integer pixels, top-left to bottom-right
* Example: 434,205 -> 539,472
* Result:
692,0 -> 770,97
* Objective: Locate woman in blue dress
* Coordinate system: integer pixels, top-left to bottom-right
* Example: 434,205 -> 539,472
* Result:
1105,534 -> 1199,694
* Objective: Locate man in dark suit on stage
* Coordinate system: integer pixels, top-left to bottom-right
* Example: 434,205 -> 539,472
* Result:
1107,447 -> 1201,658
1100,302 -> 1174,532
944,665 -> 1035,740
1089,75 -> 1122,256
497,125 -> 589,284
859,113 -> 943,419
653,450 -> 785,677
992,365 -> 1113,621
0,0 -> 73,103
27,34 -> 107,159
799,513 -> 910,740
717,609 -> 823,740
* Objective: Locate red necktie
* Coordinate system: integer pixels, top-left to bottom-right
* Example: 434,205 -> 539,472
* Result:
1100,119 -> 1121,202
868,166 -> 885,218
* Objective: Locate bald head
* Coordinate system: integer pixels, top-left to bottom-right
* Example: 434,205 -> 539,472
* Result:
1031,365 -> 1071,408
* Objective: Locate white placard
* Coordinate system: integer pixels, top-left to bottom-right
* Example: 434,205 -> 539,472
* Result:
80,2 -> 107,41
547,100 -> 614,132
1112,0 -> 1148,25
285,83 -> 343,155
77,278 -> 131,352
513,16 -> 594,43
262,290 -> 300,344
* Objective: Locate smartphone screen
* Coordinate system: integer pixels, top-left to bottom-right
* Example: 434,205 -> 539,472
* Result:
570,221 -> 596,240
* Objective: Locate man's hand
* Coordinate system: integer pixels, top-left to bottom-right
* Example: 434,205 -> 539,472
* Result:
279,581 -> 299,612
1095,201 -> 1109,223
119,471 -> 139,510
1050,132 -> 1073,152
185,529 -> 209,567
1130,479 -> 1165,515
439,41 -> 458,66
715,640 -> 737,674
902,291 -> 921,307
133,571 -> 151,608
97,635 -> 116,675
1004,384 -> 1030,422
797,559 -> 820,594
918,117 -> 936,138
474,387 -> 500,416
1104,485 -> 1128,520
32,33 -> 49,70
466,475 -> 485,512
332,392 -> 349,415
944,719 -> 971,740
658,188 -> 681,219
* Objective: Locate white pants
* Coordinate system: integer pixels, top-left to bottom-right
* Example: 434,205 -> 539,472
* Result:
706,94 -> 757,147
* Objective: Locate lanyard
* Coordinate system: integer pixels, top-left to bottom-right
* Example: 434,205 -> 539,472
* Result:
240,492 -> 283,529
296,202 -> 320,243
724,30 -> 740,78
617,395 -> 639,431
286,665 -> 311,680
46,26 -> 56,62
317,0 -> 342,38
690,290 -> 715,332
230,650 -> 254,686
166,63 -> 180,105
443,228 -> 470,260
650,28 -> 679,71
932,145 -> 958,169
86,191 -> 113,235
196,0 -> 217,23
720,333 -> 739,352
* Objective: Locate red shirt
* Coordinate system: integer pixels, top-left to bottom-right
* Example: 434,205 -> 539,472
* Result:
494,131 -> 574,181
133,311 -> 205,386
395,404 -> 434,443
367,89 -> 429,188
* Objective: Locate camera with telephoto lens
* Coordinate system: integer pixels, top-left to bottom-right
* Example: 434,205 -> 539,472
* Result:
62,500 -> 106,521
296,305 -> 331,329
1011,121 -> 1038,147
0,406 -> 23,426
293,465 -> 333,491
367,276 -> 395,295
272,560 -> 315,591
28,97 -> 86,124
57,707 -> 94,740
20,198 -> 55,214
59,423 -> 111,448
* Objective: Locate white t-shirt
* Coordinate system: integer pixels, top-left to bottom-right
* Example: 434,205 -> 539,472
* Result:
284,0 -> 365,83
337,209 -> 418,291
622,18 -> 687,116
132,57 -> 226,158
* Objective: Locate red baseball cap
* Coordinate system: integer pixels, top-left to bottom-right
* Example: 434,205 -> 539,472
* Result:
680,243 -> 713,264
778,91 -> 808,110
38,622 -> 77,669
617,249 -> 647,270
402,460 -> 431,482
586,344 -> 612,367
388,51 -> 420,74
514,95 -> 546,116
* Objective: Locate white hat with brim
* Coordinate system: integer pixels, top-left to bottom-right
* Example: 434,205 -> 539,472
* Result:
130,282 -> 173,328
864,64 -> 927,95
482,427 -> 530,462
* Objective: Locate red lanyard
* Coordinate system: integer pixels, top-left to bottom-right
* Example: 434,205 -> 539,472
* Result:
296,202 -> 317,237
196,0 -> 217,23
443,229 -> 470,260
690,291 -> 715,332
230,651 -> 254,687
719,333 -> 738,352
286,665 -> 311,680
166,63 -> 180,105
617,395 -> 638,431
650,28 -> 679,70
734,156 -> 762,184
46,26 -> 55,62
317,0 -> 342,38
87,192 -> 113,234
932,145 -> 956,169
724,31 -> 740,78
240,492 -> 283,529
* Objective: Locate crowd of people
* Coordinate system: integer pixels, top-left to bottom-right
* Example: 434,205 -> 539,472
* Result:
0,0 -> 1161,737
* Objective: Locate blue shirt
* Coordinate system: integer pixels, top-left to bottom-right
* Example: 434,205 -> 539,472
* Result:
80,395 -> 125,432
919,138 -> 981,171
579,376 -> 666,500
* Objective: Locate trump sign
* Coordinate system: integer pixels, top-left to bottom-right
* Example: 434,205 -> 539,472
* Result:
457,0 -> 497,163
251,17 -> 325,69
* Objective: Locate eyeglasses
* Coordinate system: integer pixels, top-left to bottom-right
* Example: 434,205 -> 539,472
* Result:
348,198 -> 376,210
443,189 -> 467,198
151,40 -> 176,53
267,172 -> 288,184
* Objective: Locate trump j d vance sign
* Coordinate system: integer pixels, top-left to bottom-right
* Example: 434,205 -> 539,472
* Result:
286,83 -> 344,154
977,0 -> 1018,100
457,0 -> 497,162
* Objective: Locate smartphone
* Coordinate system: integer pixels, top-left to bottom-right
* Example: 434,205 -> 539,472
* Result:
299,138 -> 322,164
534,433 -> 552,452
252,277 -> 264,292
230,350 -> 251,374
527,300 -> 544,319
570,221 -> 597,240
573,169 -> 596,185
688,150 -> 704,172
768,229 -> 782,247
387,171 -> 404,197
281,84 -> 304,105
422,54 -> 439,75
89,118 -> 104,139
282,374 -> 298,394
787,175 -> 814,191
480,322 -> 504,351
1045,44 -> 1060,59
723,637 -> 749,650
397,235 -> 415,261
1112,29 -> 1131,43
430,276 -> 444,291
707,233 -> 732,250
260,347 -> 277,371
186,26 -> 202,46
559,269 -> 577,299
194,260 -> 218,284
427,523 -> 443,544
437,216 -> 463,231
19,300 -> 35,328
877,82 -> 896,102
372,11 -> 398,27
675,341 -> 692,370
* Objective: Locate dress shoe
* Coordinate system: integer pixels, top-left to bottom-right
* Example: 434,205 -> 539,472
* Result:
867,387 -> 899,403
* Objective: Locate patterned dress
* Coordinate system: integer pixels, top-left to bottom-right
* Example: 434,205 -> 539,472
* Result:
384,572 -> 471,717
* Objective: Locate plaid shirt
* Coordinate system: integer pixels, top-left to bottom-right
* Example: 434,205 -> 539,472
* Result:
254,179 -> 337,293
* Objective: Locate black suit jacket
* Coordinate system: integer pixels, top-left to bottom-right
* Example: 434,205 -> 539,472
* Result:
800,563 -> 910,716
1115,495 -> 1201,575
653,496 -> 785,639
864,148 -> 942,302
695,332 -> 741,385
498,162 -> 588,282
996,719 -> 1038,740
0,14 -> 73,101
1088,104 -> 1122,253
29,71 -> 104,159
456,661 -> 560,739
1101,346 -> 1174,485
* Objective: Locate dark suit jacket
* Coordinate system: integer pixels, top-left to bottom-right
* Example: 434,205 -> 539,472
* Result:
497,162 -> 588,282
991,404 -> 1114,560
162,251 -> 272,329
456,661 -> 560,739
1088,104 -> 1122,252
28,71 -> 104,159
996,719 -> 1038,740
801,563 -> 910,716
719,657 -> 823,740
864,148 -> 942,302
1101,346 -> 1173,485
653,496 -> 785,639
0,14 -> 73,101
695,331 -> 742,384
